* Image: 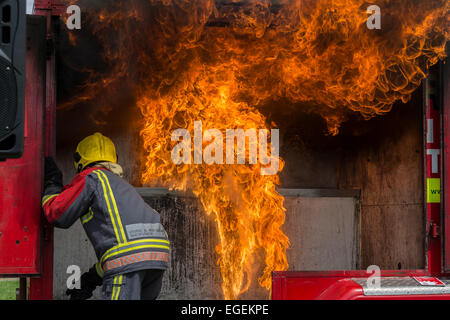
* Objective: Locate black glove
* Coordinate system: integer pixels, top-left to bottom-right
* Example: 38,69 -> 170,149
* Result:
66,265 -> 103,300
44,157 -> 63,190
65,286 -> 95,300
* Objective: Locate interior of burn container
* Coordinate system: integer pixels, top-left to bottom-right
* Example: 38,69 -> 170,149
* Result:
53,77 -> 429,299
49,1 -> 446,299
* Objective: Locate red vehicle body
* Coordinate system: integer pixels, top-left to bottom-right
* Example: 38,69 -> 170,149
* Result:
272,271 -> 450,300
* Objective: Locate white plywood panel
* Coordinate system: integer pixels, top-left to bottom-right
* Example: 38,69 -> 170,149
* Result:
283,197 -> 359,271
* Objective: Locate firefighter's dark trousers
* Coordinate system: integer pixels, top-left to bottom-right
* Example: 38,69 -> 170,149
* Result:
102,269 -> 165,300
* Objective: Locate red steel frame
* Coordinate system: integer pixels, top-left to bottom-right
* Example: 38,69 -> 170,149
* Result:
273,62 -> 450,300
425,67 -> 443,275
27,0 -> 64,300
443,49 -> 450,272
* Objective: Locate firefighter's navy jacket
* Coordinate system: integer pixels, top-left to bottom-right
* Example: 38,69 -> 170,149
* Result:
42,167 -> 170,279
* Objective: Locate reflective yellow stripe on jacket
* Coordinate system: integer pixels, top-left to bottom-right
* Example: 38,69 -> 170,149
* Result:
93,170 -> 126,244
80,207 -> 94,224
98,170 -> 126,241
95,261 -> 104,278
41,194 -> 60,207
97,239 -> 170,274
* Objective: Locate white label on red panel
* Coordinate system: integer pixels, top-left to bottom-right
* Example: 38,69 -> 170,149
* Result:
413,276 -> 445,286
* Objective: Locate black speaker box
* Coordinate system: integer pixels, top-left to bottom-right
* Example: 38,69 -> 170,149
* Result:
0,0 -> 25,159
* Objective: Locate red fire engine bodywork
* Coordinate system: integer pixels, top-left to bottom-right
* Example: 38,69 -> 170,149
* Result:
272,271 -> 450,300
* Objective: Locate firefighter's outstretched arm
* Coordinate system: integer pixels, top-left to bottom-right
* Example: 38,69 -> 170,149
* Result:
41,157 -> 93,228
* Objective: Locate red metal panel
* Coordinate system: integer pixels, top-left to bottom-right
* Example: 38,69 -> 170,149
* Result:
33,0 -> 66,16
272,270 -> 450,300
424,67 -> 443,275
29,14 -> 57,300
443,53 -> 450,272
0,17 -> 46,275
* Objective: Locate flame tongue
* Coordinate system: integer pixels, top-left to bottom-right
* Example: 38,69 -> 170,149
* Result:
138,71 -> 289,298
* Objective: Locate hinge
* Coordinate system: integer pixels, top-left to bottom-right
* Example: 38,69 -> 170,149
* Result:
430,222 -> 440,238
34,0 -> 66,16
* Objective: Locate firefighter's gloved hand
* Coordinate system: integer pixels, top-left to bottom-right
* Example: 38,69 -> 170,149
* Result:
66,287 -> 95,300
44,157 -> 63,190
66,266 -> 103,300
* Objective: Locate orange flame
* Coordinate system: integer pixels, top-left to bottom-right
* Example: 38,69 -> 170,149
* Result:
60,0 -> 449,299
137,71 -> 289,299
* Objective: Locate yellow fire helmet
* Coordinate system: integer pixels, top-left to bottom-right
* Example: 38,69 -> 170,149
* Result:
74,132 -> 117,173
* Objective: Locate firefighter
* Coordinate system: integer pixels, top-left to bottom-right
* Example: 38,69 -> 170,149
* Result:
42,132 -> 170,300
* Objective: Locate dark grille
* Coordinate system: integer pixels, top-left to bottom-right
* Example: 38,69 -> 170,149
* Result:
0,55 -> 16,141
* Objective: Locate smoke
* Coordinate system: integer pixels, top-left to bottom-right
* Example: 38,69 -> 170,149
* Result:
57,0 -> 449,133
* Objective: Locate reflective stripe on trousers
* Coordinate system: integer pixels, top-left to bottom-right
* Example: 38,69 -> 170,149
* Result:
102,269 -> 164,300
111,274 -> 123,300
